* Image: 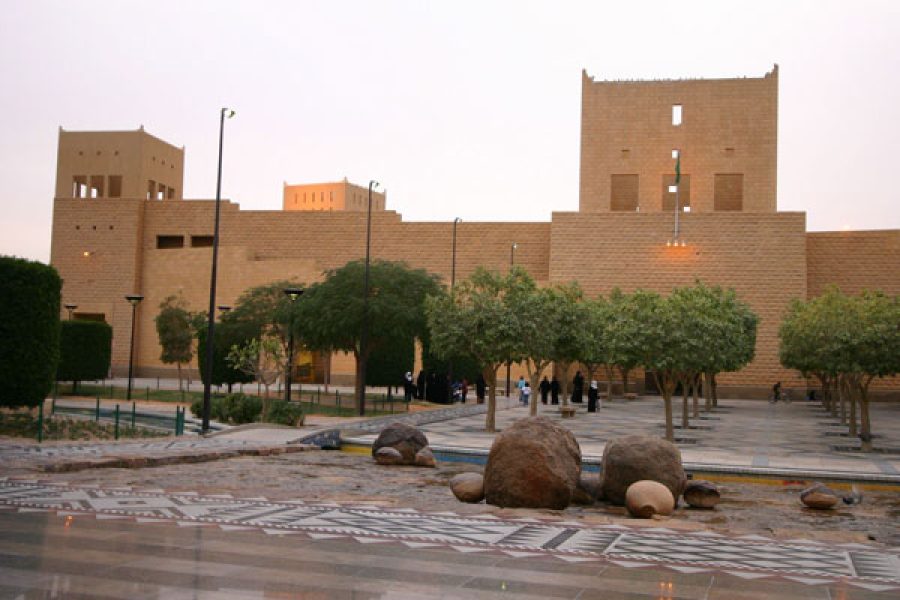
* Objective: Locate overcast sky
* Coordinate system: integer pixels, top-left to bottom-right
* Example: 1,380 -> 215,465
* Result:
2,0 -> 898,263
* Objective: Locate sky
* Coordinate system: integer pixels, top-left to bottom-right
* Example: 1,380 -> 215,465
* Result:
1,0 -> 899,263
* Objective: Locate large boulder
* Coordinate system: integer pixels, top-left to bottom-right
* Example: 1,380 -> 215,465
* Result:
625,480 -> 675,518
450,473 -> 485,503
372,423 -> 429,465
600,435 -> 686,505
483,416 -> 581,509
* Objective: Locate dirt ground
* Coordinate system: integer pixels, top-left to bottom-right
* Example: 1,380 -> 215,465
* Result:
40,448 -> 900,547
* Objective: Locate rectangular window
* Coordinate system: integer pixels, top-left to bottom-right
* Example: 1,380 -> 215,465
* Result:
610,174 -> 639,211
672,104 -> 683,126
167,187 -> 176,200
74,312 -> 106,322
90,175 -> 104,198
191,235 -> 214,247
156,235 -> 184,249
672,149 -> 679,159
147,180 -> 156,200
72,176 -> 88,198
157,185 -> 166,201
661,174 -> 691,211
108,175 -> 122,198
714,173 -> 744,211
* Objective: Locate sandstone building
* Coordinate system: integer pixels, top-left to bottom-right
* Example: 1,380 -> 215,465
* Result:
49,66 -> 900,398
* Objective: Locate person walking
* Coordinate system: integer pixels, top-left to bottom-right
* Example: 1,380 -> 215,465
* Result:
572,371 -> 585,403
476,373 -> 486,404
403,371 -> 414,403
516,375 -> 527,405
522,381 -> 532,407
587,380 -> 599,412
550,376 -> 560,405
416,371 -> 426,400
771,381 -> 782,403
539,376 -> 551,405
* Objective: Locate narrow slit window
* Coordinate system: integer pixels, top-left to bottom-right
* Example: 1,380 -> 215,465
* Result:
672,104 -> 683,126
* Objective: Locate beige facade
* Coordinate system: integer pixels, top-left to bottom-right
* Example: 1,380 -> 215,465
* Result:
48,68 -> 900,398
579,67 -> 778,214
283,179 -> 386,212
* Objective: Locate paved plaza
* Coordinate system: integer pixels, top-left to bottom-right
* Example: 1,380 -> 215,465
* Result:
1,396 -> 899,598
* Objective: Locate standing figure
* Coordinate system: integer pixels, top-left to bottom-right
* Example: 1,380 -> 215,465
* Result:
516,375 -> 527,405
403,371 -> 414,403
550,376 -> 560,405
461,378 -> 469,403
416,371 -> 426,400
539,376 -> 551,405
476,374 -> 486,404
572,371 -> 585,403
522,381 -> 532,407
587,380 -> 599,412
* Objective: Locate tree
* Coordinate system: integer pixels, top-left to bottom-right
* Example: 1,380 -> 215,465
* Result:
426,267 -> 532,431
367,335 -> 414,388
56,320 -> 112,392
602,288 -> 644,399
0,256 -> 61,409
297,260 -> 441,412
548,283 -> 586,406
196,320 -> 255,391
227,337 -> 283,416
155,294 -> 194,390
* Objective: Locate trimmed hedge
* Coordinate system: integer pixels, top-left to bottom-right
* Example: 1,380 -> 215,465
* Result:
0,256 -> 62,408
190,393 -> 262,425
57,320 -> 112,387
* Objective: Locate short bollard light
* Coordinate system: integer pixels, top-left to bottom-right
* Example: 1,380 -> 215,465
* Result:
114,404 -> 120,440
95,397 -> 101,421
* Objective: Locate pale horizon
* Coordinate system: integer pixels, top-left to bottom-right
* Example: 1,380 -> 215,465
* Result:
2,0 -> 899,263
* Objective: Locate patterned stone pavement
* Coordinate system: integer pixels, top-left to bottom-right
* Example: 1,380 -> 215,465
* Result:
1,479 -> 898,597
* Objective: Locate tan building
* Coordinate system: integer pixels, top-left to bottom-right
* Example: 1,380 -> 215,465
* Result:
283,179 -> 387,212
49,67 -> 900,398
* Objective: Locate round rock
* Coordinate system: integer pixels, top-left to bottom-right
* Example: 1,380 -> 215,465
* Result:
414,447 -> 437,468
374,446 -> 405,466
801,483 -> 839,510
625,480 -> 675,518
450,473 -> 485,503
483,416 -> 581,509
372,423 -> 429,465
600,435 -> 686,505
683,480 -> 721,509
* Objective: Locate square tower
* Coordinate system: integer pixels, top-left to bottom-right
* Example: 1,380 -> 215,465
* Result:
55,127 -> 185,201
579,66 -> 778,214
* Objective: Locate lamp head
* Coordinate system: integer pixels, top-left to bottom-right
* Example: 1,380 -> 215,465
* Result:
512,242 -> 518,250
284,287 -> 304,301
222,108 -> 236,118
454,217 -> 462,224
217,305 -> 232,313
125,294 -> 144,306
64,303 -> 78,311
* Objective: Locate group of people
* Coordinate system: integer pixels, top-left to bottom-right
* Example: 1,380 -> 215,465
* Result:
517,370 -> 601,412
403,371 -> 487,404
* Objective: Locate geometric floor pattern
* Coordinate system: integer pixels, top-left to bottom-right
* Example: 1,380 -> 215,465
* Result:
1,479 -> 897,592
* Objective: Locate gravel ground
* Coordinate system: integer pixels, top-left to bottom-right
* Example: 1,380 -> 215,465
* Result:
39,448 -> 900,547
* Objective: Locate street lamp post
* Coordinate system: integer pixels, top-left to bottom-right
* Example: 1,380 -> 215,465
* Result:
448,217 -> 462,402
202,107 -> 235,434
507,242 -> 517,397
64,303 -> 77,320
125,294 -> 143,401
283,287 -> 304,403
358,180 -> 380,416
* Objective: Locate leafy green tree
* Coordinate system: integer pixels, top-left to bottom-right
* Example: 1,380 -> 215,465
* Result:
56,320 -> 112,393
602,288 -> 644,399
155,294 -> 194,390
367,335 -> 414,388
575,295 -> 609,401
426,267 -> 532,431
548,283 -> 586,406
0,256 -> 61,409
297,260 -> 441,412
196,321 -> 255,391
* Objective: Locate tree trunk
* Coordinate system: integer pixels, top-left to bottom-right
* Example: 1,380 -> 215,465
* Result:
681,376 -> 690,430
692,374 -> 699,418
838,376 -> 847,425
527,360 -> 545,417
703,372 -> 712,412
604,365 -> 615,404
176,363 -> 183,392
858,376 -> 874,452
353,351 -> 364,415
847,375 -> 858,438
654,372 -> 675,442
620,367 -> 630,396
558,361 -> 571,407
711,374 -> 719,407
485,366 -> 498,432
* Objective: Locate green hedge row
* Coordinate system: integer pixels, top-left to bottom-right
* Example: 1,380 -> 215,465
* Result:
57,320 -> 112,387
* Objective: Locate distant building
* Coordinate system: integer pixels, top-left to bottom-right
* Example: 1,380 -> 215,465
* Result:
49,66 -> 900,398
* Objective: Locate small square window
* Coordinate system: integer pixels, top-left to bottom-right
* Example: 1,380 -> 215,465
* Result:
668,185 -> 678,194
672,105 -> 683,126
672,149 -> 679,159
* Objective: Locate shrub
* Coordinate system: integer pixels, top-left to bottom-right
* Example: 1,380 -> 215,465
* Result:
221,393 -> 262,424
0,256 -> 62,408
266,400 -> 304,426
57,320 -> 112,390
190,396 -> 227,422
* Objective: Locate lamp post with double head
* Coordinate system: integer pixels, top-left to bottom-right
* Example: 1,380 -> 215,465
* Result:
283,287 -> 304,403
64,303 -> 77,320
125,294 -> 143,401
201,107 -> 235,434
358,180 -> 380,416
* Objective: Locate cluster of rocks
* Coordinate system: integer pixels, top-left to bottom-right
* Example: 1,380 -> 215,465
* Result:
444,417 -> 720,518
371,423 -> 437,468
